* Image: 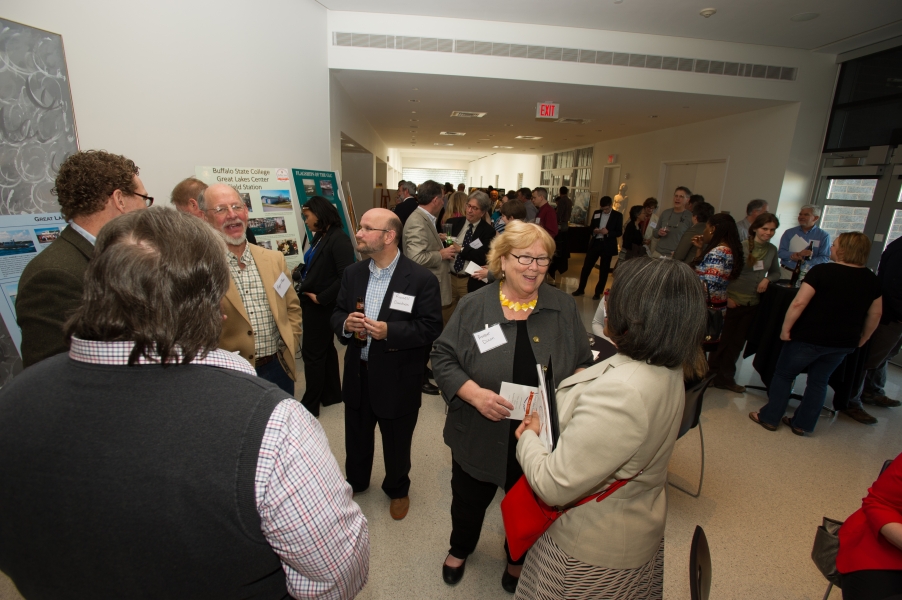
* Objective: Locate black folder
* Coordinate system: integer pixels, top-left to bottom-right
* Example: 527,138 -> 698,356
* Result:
544,357 -> 561,451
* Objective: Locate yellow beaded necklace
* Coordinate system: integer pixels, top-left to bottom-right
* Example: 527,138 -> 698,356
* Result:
499,282 -> 538,312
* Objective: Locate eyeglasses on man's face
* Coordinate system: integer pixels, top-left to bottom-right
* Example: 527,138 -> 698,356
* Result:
357,225 -> 390,233
510,254 -> 550,267
206,204 -> 247,216
133,192 -> 154,207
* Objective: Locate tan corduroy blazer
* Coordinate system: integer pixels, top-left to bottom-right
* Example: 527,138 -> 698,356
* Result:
402,207 -> 452,306
516,353 -> 685,569
219,244 -> 302,381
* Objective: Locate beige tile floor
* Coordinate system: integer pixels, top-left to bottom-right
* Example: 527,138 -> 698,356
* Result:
2,258 -> 900,599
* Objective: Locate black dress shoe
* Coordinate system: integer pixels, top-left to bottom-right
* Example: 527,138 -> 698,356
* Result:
442,560 -> 466,585
421,381 -> 440,395
592,294 -> 601,300
571,290 -> 585,297
501,568 -> 519,593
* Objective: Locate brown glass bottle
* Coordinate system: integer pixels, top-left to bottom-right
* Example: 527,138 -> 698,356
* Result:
353,296 -> 368,347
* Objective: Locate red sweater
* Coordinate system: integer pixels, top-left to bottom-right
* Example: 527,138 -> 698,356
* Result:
837,452 -> 902,573
535,202 -> 559,238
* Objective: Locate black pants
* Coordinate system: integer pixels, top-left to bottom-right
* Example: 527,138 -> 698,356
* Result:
345,361 -> 419,499
841,569 -> 902,600
449,421 -> 525,565
300,299 -> 341,417
577,241 -> 614,296
707,304 -> 759,385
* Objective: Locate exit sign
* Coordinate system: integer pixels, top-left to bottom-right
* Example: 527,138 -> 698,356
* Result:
536,102 -> 559,118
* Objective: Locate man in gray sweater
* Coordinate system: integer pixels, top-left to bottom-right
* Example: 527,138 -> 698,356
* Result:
651,186 -> 693,258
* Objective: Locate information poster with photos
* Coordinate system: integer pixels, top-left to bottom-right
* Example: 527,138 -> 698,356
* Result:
0,213 -> 66,353
291,169 -> 357,244
195,166 -> 306,270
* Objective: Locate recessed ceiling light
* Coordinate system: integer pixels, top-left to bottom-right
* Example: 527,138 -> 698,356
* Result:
790,12 -> 819,22
440,131 -> 466,136
488,135 -> 495,137
410,125 -> 418,129
410,119 -> 418,122
434,143 -> 454,146
493,146 -> 513,149
409,99 -> 420,103
412,87 -> 418,90
479,139 -> 490,141
651,115 -> 658,118
411,111 -> 417,114
515,135 -> 543,140
504,124 -> 515,127
450,111 -> 487,118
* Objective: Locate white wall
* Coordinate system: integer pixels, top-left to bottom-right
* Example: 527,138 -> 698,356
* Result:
5,0 -> 331,205
341,152 -> 375,220
330,73 -> 390,179
589,103 -> 801,237
401,157 -> 472,171
467,153 -> 542,191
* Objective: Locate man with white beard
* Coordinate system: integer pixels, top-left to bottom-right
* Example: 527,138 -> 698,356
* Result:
200,183 -> 302,394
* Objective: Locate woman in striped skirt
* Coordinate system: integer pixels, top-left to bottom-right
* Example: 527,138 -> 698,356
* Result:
514,257 -> 708,599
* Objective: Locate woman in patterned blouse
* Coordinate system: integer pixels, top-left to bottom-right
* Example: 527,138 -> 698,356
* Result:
689,213 -> 743,311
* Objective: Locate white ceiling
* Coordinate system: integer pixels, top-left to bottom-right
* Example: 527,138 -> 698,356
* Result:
319,0 -> 902,52
333,69 -> 786,155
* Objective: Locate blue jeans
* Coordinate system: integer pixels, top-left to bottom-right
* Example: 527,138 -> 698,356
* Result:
758,341 -> 854,432
255,355 -> 296,398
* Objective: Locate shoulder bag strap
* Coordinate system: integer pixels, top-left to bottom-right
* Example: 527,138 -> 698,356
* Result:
570,470 -> 644,509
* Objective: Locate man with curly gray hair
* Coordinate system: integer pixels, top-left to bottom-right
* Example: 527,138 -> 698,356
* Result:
16,149 -> 150,367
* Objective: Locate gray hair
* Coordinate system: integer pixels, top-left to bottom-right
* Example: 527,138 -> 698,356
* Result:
401,181 -> 417,196
468,190 -> 491,213
196,185 -> 241,211
746,199 -> 768,216
606,257 -> 707,376
800,204 -> 822,218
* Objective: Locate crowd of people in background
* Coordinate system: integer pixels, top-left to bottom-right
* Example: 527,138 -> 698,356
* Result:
0,156 -> 899,600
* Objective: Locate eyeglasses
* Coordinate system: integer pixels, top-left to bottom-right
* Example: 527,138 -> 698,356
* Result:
357,225 -> 391,233
133,192 -> 154,207
510,254 -> 550,267
205,204 -> 247,215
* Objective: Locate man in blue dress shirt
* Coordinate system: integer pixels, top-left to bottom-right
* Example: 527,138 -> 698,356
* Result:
778,204 -> 832,271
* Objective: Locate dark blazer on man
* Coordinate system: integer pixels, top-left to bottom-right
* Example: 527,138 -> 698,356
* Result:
445,216 -> 496,292
16,225 -> 94,368
588,209 -> 624,254
331,253 -> 443,419
392,197 -> 419,226
296,227 -> 356,306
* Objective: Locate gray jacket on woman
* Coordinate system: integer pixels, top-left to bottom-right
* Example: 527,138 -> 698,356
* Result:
432,283 -> 594,488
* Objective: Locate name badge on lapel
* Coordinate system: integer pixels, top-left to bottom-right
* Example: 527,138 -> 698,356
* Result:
274,273 -> 291,298
389,292 -> 415,313
474,324 -> 507,353
469,238 -> 483,249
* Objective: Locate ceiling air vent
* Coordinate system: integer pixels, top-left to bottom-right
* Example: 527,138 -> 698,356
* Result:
515,135 -> 542,140
450,111 -> 486,118
440,131 -> 466,136
555,118 -> 593,125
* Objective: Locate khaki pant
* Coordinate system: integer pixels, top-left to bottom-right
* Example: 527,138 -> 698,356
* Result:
442,275 -> 469,326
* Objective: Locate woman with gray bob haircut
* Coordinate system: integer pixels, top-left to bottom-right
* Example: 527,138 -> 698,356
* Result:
513,257 -> 706,599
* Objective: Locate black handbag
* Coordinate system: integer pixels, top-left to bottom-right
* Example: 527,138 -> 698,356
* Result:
811,517 -> 843,587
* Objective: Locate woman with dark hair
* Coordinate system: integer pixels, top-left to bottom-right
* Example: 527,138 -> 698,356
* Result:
294,196 -> 355,417
620,205 -> 646,260
707,213 -> 781,393
690,213 -> 743,313
751,232 -> 882,435
514,258 -> 707,599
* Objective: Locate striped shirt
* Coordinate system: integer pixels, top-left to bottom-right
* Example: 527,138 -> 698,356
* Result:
361,250 -> 401,360
228,245 -> 280,358
69,337 -> 370,599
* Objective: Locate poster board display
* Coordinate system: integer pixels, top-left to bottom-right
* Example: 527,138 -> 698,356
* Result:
0,213 -> 66,354
291,169 -> 358,240
195,167 -> 305,270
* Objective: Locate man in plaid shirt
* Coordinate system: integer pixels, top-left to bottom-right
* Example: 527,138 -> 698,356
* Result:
0,208 -> 368,599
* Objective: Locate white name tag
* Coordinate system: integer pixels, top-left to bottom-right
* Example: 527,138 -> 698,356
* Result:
274,272 -> 291,297
811,240 -> 820,248
389,292 -> 415,313
753,260 -> 765,271
535,218 -> 542,224
469,238 -> 483,249
649,220 -> 657,229
474,324 -> 507,353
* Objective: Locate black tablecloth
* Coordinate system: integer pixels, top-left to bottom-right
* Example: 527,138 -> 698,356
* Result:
743,282 -> 868,408
567,226 -> 592,254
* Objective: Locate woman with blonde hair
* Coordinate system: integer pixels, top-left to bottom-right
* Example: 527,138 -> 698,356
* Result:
751,232 -> 883,435
433,221 -> 593,592
442,191 -> 469,225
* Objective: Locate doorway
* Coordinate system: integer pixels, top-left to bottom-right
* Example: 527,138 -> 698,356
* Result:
661,160 -> 728,211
